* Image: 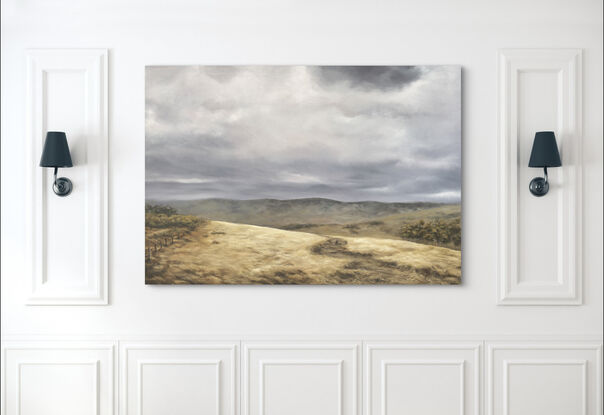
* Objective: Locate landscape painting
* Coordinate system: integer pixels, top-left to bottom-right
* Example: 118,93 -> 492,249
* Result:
145,65 -> 461,284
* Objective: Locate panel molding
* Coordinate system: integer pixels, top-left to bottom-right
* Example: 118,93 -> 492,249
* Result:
1,342 -> 115,415
365,343 -> 481,415
486,343 -> 602,415
259,359 -> 343,415
2,338 -> 602,415
15,360 -> 100,415
25,48 -> 108,305
497,48 -> 582,305
243,343 -> 359,415
137,359 -> 221,415
380,359 -> 465,415
120,343 -> 238,415
502,359 -> 587,415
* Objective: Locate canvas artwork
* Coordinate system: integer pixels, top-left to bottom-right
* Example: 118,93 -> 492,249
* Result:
145,65 -> 461,284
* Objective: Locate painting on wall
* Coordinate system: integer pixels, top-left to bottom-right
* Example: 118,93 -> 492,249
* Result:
145,65 -> 461,284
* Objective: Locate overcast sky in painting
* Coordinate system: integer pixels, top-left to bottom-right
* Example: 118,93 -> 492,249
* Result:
145,65 -> 460,203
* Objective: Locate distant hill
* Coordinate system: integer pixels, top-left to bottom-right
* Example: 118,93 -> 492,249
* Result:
152,198 -> 451,227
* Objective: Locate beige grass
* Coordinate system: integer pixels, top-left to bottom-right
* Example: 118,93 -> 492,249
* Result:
146,220 -> 461,285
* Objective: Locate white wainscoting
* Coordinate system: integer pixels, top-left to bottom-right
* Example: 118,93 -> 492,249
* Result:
25,49 -> 108,305
2,337 -> 602,415
1,342 -> 115,415
365,343 -> 481,415
487,343 -> 602,415
120,342 -> 238,415
243,343 -> 360,415
497,49 -> 583,305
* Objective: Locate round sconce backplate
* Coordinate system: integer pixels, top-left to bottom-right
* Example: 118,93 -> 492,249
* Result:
529,177 -> 549,197
53,177 -> 73,197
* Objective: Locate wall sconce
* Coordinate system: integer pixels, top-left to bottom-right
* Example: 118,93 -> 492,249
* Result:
528,131 -> 562,197
39,131 -> 73,197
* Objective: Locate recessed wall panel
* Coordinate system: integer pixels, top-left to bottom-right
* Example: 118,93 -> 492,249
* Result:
517,70 -> 561,284
365,343 -> 480,415
243,343 -> 359,415
487,343 -> 601,415
497,49 -> 582,304
26,49 -> 108,304
1,342 -> 115,415
120,343 -> 237,415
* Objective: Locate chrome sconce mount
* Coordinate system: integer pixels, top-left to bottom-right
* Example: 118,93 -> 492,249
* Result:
51,167 -> 73,197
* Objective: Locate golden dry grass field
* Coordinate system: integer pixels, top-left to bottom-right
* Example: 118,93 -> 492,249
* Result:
145,220 -> 461,285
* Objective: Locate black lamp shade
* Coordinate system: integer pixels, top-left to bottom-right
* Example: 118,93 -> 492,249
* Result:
528,131 -> 562,168
39,131 -> 73,168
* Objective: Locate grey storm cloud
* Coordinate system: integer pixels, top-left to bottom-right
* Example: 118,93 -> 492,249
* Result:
315,66 -> 423,91
145,65 -> 461,203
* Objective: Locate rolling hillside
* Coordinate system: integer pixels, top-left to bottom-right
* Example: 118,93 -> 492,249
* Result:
145,220 -> 461,285
150,198 -> 461,248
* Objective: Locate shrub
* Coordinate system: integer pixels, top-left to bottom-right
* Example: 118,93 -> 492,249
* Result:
145,204 -> 177,216
145,213 -> 202,231
400,218 -> 461,248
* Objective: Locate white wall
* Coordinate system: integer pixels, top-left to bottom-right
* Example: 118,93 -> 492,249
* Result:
1,0 -> 602,413
1,0 -> 602,337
